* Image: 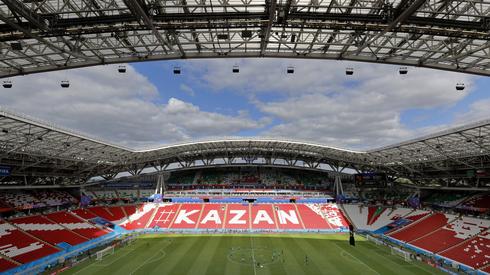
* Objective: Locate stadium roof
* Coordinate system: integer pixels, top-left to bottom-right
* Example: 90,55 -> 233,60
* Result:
0,107 -> 489,186
0,0 -> 489,77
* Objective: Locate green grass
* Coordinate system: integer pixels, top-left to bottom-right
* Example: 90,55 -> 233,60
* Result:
64,234 -> 444,275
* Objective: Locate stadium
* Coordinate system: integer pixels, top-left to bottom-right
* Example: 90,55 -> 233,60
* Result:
0,0 -> 489,274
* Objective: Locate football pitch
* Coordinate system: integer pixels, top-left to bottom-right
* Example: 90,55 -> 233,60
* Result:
64,234 -> 444,275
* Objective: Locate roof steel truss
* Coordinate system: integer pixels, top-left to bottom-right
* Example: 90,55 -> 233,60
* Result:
0,0 -> 488,77
0,108 -> 490,185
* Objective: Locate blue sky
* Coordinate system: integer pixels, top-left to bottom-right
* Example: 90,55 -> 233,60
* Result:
1,58 -> 488,150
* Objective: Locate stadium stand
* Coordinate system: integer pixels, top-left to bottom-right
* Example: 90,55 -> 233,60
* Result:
388,213 -> 458,242
404,210 -> 431,222
169,203 -> 203,229
0,258 -> 19,272
342,204 -> 422,231
409,216 -> 490,253
0,220 -> 59,264
424,192 -> 470,208
296,204 -> 332,229
0,191 -> 44,210
0,200 -> 13,213
439,231 -> 490,269
122,205 -> 138,217
71,209 -> 98,220
118,190 -> 139,201
147,204 -> 181,229
45,212 -> 109,239
121,204 -> 157,230
10,215 -> 88,246
162,168 -> 335,191
224,204 -> 250,230
197,204 -> 227,229
316,204 -> 349,229
105,206 -> 127,222
271,204 -> 304,230
84,206 -> 127,222
31,190 -> 78,207
250,204 -> 277,229
90,190 -> 119,201
85,206 -> 114,221
117,203 -> 346,231
139,189 -> 154,199
457,193 -> 490,213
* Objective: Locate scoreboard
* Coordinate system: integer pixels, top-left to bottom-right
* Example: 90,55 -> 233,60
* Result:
0,166 -> 10,176
354,172 -> 387,187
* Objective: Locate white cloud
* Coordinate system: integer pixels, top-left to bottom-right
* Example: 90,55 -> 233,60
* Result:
179,83 -> 195,96
0,65 -> 267,148
455,99 -> 490,124
186,58 -> 353,95
0,59 -> 482,150
177,58 -> 477,149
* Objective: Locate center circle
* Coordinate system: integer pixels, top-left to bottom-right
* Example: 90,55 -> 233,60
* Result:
228,246 -> 282,266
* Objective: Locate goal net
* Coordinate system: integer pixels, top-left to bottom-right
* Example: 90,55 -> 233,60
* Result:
391,247 -> 412,262
366,235 -> 384,246
96,245 -> 115,261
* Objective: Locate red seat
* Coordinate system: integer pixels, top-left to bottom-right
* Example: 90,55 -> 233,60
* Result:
319,204 -> 349,229
147,204 -> 180,229
121,204 -> 156,230
274,204 -> 304,230
0,258 -> 18,272
123,205 -> 138,217
196,204 -> 226,229
46,212 -> 108,239
440,232 -> 490,269
72,209 -> 97,220
410,228 -> 466,253
10,215 -> 87,246
170,204 -> 203,229
87,206 -> 115,221
0,221 -> 59,264
250,204 -> 277,230
389,213 -> 452,242
224,204 -> 250,230
409,217 -> 488,253
105,206 -> 126,221
405,212 -> 430,222
296,204 -> 331,229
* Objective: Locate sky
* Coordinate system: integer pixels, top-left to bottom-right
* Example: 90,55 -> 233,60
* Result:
1,58 -> 489,151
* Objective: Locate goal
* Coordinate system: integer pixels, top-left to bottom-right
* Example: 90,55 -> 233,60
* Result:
366,235 -> 384,246
95,245 -> 115,261
391,246 -> 412,262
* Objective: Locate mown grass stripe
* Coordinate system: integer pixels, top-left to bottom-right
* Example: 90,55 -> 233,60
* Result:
61,234 -> 446,275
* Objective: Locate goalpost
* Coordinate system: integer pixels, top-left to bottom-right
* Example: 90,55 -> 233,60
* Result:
391,246 -> 412,262
95,245 -> 115,261
366,235 -> 384,246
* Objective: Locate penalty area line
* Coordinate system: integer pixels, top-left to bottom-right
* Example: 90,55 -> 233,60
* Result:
332,242 -> 381,275
250,235 -> 258,275
129,248 -> 166,275
72,247 -> 137,275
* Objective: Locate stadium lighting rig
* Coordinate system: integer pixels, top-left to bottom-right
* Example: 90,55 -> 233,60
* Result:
173,66 -> 181,74
118,65 -> 127,73
60,80 -> 70,88
0,64 -> 467,91
2,80 -> 12,88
